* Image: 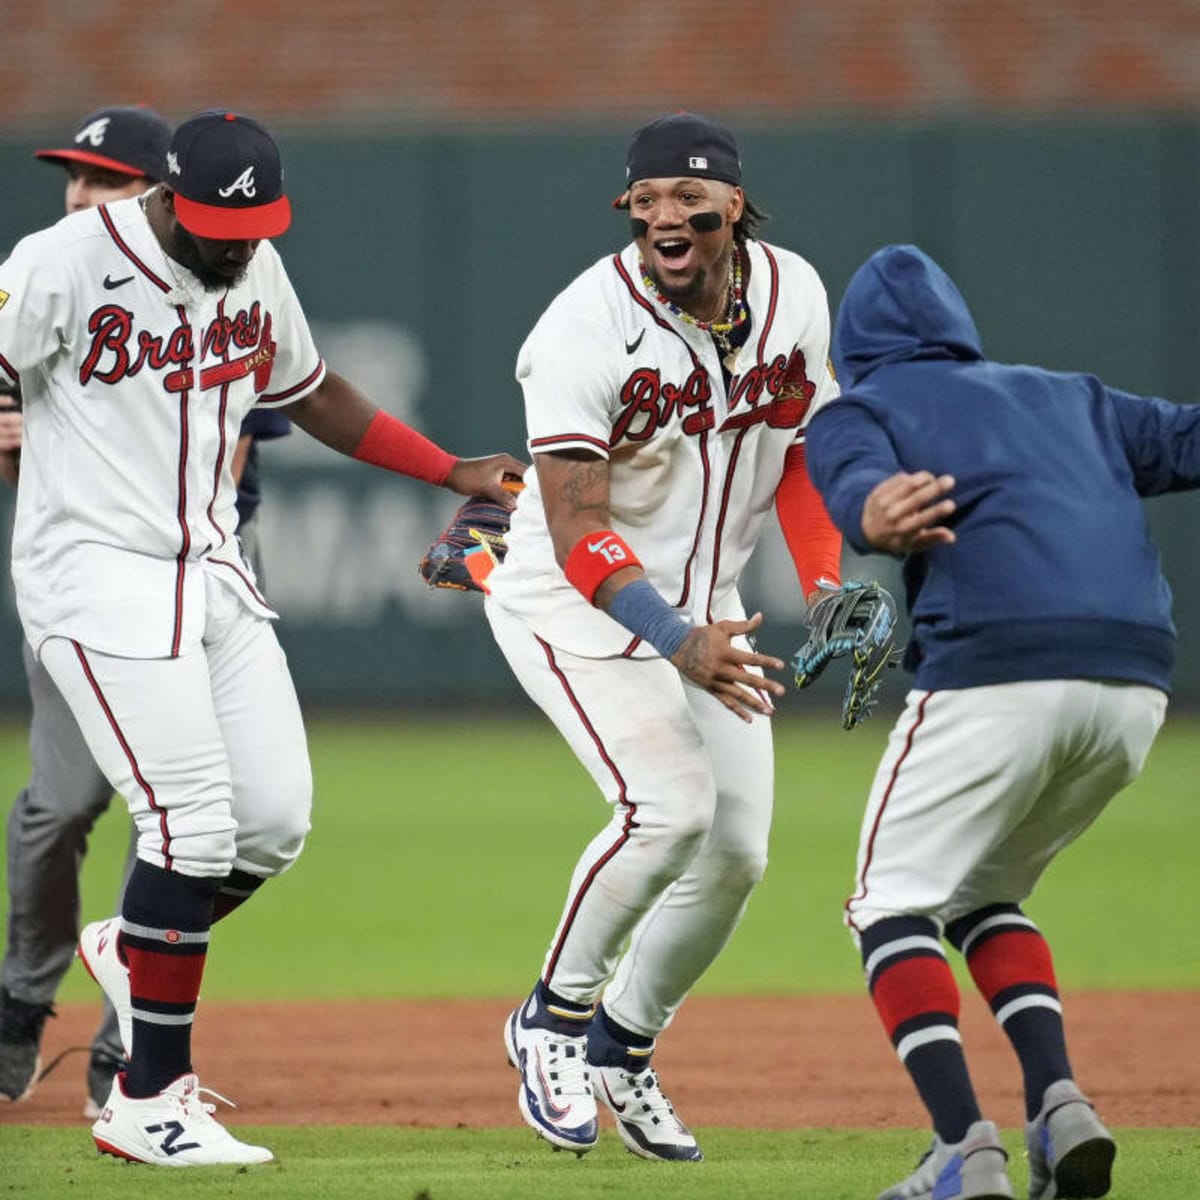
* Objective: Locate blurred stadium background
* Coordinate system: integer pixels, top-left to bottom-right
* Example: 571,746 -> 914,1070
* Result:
3,1 -> 1200,709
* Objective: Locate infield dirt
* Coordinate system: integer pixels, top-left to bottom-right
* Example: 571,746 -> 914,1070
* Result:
6,991 -> 1197,1129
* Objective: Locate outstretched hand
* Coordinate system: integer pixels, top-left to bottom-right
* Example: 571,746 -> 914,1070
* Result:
670,612 -> 785,723
446,455 -> 528,508
862,471 -> 956,555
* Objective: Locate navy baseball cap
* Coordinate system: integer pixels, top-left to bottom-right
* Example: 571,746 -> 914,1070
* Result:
167,110 -> 291,241
613,112 -> 742,209
35,105 -> 172,181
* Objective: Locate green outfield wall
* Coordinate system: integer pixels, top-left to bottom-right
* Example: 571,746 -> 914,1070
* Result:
3,118 -> 1200,705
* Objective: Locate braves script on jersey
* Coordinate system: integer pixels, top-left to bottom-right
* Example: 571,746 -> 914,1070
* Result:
487,238 -> 838,654
0,196 -> 325,657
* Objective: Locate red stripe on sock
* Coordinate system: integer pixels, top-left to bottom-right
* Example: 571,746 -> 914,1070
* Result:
123,943 -> 207,1006
966,930 -> 1057,1002
872,955 -> 960,1038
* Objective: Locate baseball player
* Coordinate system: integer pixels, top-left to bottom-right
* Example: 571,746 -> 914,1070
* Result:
0,105 -> 173,1117
0,108 -> 524,1166
486,112 -> 845,1161
0,105 -> 292,1121
805,244 -> 1200,1200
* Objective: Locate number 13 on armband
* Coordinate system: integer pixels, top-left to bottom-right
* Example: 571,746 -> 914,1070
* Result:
588,534 -> 627,565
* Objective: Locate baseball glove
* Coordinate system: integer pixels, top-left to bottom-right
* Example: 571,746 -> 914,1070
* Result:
792,581 -> 902,730
418,479 -> 522,594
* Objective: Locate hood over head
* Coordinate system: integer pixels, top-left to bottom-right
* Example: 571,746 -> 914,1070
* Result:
832,244 -> 984,387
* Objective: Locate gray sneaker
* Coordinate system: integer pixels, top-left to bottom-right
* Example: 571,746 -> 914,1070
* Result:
0,988 -> 53,1103
1025,1080 -> 1115,1200
879,1119 -> 1014,1200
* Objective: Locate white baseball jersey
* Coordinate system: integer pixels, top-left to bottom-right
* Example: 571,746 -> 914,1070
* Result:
487,238 -> 838,655
0,195 -> 325,658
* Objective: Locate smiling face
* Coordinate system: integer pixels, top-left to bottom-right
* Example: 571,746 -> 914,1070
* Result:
630,177 -> 744,321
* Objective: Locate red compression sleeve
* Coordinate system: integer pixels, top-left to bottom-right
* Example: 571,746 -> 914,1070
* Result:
776,443 -> 843,598
352,410 -> 457,485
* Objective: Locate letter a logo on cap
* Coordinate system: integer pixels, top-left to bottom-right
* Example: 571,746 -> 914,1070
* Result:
218,166 -> 258,199
76,118 -> 111,147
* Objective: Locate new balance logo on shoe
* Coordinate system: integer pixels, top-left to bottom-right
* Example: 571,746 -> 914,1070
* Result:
145,1120 -> 202,1155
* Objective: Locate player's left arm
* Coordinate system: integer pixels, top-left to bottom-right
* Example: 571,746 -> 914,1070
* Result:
280,369 -> 526,507
775,442 -> 842,604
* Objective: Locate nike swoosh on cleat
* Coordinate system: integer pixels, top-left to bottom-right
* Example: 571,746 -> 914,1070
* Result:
600,1076 -> 627,1113
103,274 -> 135,290
624,329 -> 645,355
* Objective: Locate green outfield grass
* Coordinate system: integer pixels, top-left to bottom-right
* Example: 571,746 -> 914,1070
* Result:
3,1127 -> 1199,1200
0,712 -> 1196,1002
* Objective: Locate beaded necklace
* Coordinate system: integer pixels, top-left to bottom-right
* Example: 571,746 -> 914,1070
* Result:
639,246 -> 748,355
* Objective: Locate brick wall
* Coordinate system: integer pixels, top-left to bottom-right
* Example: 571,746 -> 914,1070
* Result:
4,1 -> 1200,130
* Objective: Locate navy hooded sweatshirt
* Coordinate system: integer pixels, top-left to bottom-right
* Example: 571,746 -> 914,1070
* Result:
805,244 -> 1200,693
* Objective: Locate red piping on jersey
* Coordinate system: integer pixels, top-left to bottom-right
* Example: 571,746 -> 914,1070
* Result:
208,556 -> 270,608
704,429 -> 748,623
755,243 -> 781,363
0,351 -> 17,385
98,204 -> 171,293
99,203 -> 189,654
71,641 -> 173,869
611,252 -> 711,609
703,244 -> 779,622
536,634 -> 639,987
844,691 -> 934,935
259,359 -> 323,405
205,299 -> 231,548
171,304 -> 192,657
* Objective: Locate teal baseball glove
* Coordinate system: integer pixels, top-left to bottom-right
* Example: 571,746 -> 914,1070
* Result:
793,581 -> 902,730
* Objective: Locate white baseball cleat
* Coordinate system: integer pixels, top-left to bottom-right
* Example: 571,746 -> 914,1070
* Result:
503,996 -> 598,1155
592,1062 -> 702,1162
77,920 -> 132,1059
92,1072 -> 273,1166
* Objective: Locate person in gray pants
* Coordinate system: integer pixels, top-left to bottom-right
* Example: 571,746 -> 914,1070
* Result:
0,105 -> 289,1116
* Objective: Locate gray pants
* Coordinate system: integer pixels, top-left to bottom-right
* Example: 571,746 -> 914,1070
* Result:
2,512 -> 265,1061
3,640 -> 127,1060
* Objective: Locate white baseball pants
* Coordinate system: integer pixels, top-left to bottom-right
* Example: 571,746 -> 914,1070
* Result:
846,679 -> 1167,935
487,600 -> 773,1039
39,570 -> 312,881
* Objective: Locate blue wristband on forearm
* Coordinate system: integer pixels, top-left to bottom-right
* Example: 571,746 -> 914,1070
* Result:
607,578 -> 693,660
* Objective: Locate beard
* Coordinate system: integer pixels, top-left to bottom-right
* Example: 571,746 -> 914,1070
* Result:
164,224 -> 247,292
649,263 -> 714,313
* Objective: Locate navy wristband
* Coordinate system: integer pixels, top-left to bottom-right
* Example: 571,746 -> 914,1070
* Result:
607,579 -> 693,660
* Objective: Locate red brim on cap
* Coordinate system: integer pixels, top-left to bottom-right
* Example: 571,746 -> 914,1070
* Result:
35,148 -> 147,177
174,193 -> 292,240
